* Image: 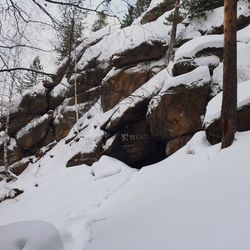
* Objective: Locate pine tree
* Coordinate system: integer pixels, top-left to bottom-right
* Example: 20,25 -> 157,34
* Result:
92,11 -> 108,32
19,56 -> 43,93
55,2 -> 85,62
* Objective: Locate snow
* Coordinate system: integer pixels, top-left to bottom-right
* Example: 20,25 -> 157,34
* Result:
175,34 -> 223,61
237,24 -> 250,43
204,80 -> 250,126
85,131 -> 250,250
3,128 -> 250,250
0,220 -> 64,250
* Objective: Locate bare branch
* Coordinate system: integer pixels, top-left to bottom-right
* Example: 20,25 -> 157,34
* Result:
0,67 -> 55,77
0,44 -> 53,52
43,0 -> 119,18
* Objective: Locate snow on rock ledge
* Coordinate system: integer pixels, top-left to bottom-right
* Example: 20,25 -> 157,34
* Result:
205,80 -> 250,144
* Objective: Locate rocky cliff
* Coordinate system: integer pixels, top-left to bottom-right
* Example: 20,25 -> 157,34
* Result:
1,0 -> 250,176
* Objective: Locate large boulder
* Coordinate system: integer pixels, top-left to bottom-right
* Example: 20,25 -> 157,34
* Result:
101,64 -> 152,112
112,41 -> 167,68
66,140 -> 103,167
7,87 -> 48,136
18,88 -> 48,115
16,113 -> 52,150
102,68 -> 168,133
104,120 -> 166,168
140,0 -> 176,25
147,67 -> 211,141
7,113 -> 34,136
71,57 -> 112,93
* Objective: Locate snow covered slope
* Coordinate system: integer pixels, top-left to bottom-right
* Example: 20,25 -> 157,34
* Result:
1,131 -> 250,250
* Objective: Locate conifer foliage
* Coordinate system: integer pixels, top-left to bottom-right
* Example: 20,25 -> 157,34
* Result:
19,56 -> 44,93
92,12 -> 108,32
121,0 -> 152,28
55,1 -> 85,62
183,0 -> 221,19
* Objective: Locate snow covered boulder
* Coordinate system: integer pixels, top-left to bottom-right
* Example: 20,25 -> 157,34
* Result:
66,142 -> 103,167
72,56 -> 112,92
204,80 -> 250,144
112,41 -> 167,69
172,35 -> 224,76
17,88 -> 48,115
147,67 -> 211,141
6,87 -> 48,136
140,0 -> 175,25
101,64 -> 152,112
0,220 -> 64,250
104,120 -> 165,168
16,113 -> 52,151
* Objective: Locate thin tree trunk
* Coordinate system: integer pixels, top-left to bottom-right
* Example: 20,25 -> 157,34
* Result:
166,0 -> 180,64
221,0 -> 237,149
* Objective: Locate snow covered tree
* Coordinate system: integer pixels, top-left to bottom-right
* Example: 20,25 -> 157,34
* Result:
19,56 -> 44,93
221,0 -> 237,148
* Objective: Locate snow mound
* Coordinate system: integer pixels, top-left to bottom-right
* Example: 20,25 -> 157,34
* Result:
0,220 -> 64,250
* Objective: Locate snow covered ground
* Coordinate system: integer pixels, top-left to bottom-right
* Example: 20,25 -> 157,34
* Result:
1,130 -> 250,250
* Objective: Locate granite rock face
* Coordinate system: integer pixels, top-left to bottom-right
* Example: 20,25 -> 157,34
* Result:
147,84 -> 210,141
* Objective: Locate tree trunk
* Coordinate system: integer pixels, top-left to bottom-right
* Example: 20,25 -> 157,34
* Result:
165,0 -> 181,64
221,0 -> 237,149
